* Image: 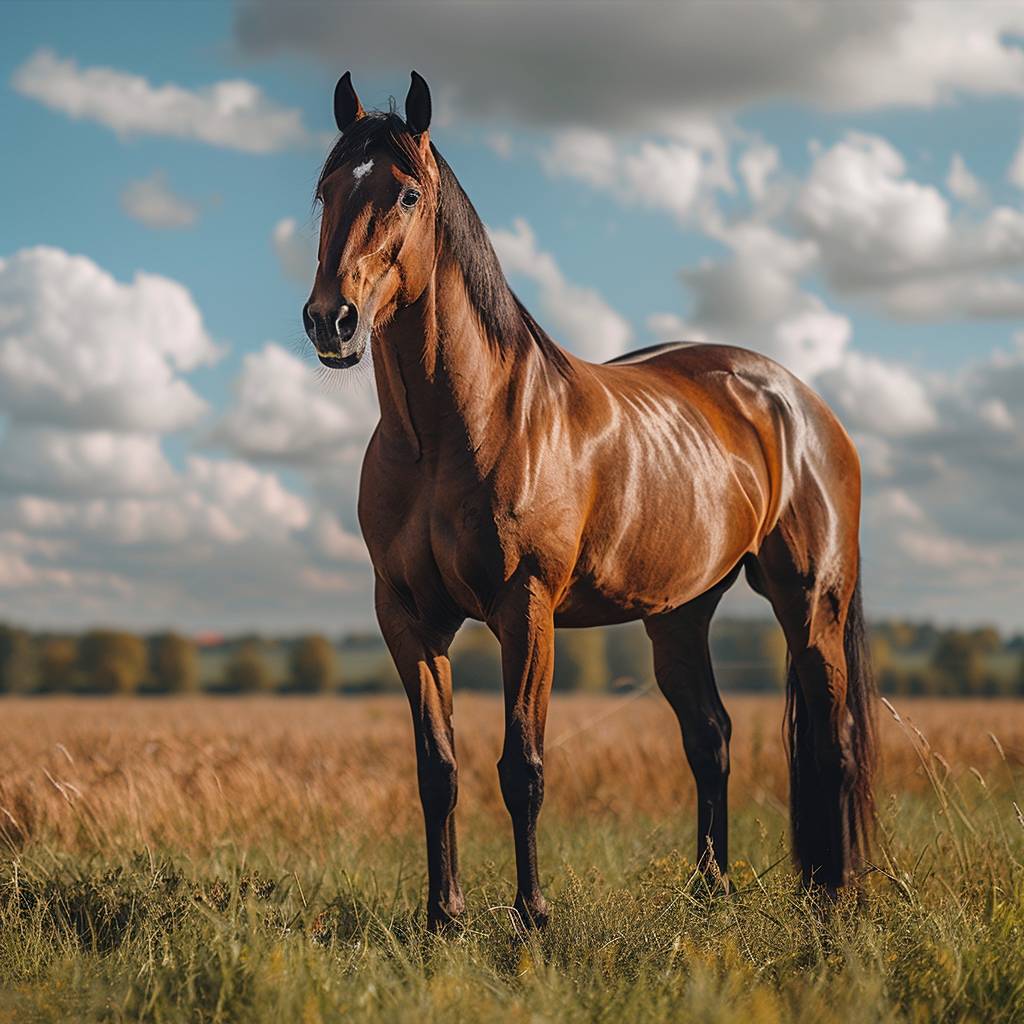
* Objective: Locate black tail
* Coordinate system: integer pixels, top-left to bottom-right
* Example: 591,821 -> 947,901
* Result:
785,568 -> 877,883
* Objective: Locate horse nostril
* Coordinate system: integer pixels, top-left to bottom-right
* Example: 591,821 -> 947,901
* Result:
302,302 -> 316,342
335,302 -> 358,344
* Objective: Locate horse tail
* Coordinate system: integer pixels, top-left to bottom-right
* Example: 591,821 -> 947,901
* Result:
841,566 -> 877,865
785,563 -> 877,879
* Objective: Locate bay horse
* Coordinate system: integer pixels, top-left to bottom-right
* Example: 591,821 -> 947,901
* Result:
303,71 -> 876,929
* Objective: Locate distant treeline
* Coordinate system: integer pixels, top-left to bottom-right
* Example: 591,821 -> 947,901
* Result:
0,619 -> 1022,697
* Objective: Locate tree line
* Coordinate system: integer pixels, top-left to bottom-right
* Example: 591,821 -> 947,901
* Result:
0,618 -> 1021,697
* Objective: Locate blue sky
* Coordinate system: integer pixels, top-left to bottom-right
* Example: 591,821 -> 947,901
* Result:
2,2 -> 1024,633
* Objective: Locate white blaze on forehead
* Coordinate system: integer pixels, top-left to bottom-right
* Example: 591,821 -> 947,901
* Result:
352,159 -> 373,184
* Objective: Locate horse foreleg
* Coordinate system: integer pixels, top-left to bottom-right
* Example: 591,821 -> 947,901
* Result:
493,576 -> 556,928
376,586 -> 464,930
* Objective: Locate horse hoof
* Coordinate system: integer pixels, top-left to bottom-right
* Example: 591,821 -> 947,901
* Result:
427,894 -> 465,933
513,894 -> 549,930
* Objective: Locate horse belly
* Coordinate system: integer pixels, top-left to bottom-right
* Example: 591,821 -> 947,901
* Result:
556,473 -> 761,625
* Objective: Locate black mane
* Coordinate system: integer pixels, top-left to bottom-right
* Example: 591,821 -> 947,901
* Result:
317,110 -> 572,375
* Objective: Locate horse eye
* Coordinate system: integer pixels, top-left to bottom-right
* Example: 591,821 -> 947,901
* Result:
399,188 -> 421,209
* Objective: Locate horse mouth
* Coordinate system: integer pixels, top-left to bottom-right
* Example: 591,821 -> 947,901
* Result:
317,350 -> 362,369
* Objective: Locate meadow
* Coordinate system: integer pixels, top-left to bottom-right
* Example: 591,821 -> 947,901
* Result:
0,692 -> 1022,1022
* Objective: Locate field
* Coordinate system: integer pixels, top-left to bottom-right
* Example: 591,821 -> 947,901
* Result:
0,693 -> 1022,1022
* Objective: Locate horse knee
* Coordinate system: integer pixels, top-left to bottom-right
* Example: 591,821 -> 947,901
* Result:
418,755 -> 458,818
497,750 -> 544,817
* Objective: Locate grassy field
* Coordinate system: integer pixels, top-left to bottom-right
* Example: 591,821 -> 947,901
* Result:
0,693 -> 1022,1022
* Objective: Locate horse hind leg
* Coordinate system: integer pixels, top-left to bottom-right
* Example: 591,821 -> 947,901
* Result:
747,532 -> 876,891
644,569 -> 738,884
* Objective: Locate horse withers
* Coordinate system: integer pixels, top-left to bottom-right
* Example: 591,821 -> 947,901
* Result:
303,71 -> 876,930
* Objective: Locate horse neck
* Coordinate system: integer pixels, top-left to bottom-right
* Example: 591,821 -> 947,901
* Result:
370,255 -> 555,466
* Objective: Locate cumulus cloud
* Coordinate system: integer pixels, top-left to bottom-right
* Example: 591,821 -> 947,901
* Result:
235,2 -> 1024,128
0,247 -> 218,432
211,342 -> 376,464
0,428 -> 175,498
489,218 -> 632,362
12,49 -> 311,153
796,132 -> 1024,319
946,153 -> 985,206
540,122 -> 730,224
738,143 -> 780,205
664,219 -> 851,380
272,217 -> 316,284
121,172 -> 200,229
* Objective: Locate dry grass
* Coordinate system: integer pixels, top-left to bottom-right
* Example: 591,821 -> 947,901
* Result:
1,692 -> 1022,856
1,693 -> 1023,1022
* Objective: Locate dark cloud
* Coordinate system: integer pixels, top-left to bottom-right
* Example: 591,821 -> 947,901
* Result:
234,2 -> 1024,128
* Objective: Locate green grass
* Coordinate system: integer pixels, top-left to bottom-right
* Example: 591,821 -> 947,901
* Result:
2,788 -> 1023,1024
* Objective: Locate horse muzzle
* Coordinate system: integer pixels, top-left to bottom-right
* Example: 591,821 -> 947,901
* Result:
303,298 -> 368,368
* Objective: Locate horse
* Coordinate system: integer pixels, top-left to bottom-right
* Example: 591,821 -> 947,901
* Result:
302,71 -> 876,930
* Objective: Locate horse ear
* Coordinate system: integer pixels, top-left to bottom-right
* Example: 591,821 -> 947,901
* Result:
404,70 -> 432,136
334,71 -> 364,132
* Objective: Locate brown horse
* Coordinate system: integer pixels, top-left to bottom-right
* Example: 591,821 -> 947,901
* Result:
303,71 -> 876,930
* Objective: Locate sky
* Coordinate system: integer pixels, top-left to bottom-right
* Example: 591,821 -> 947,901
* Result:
2,1 -> 1024,634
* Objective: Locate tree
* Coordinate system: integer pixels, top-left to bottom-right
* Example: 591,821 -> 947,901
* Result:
450,625 -> 502,691
552,630 -> 608,692
223,641 -> 273,693
930,629 -> 993,695
0,625 -> 33,693
37,637 -> 78,693
151,632 -> 200,693
78,630 -> 148,695
289,635 -> 337,692
605,622 -> 653,688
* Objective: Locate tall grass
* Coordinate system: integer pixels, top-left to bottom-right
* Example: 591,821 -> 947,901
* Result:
0,694 -> 1022,1021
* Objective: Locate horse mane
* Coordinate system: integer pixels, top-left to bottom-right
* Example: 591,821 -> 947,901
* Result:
316,110 -> 573,376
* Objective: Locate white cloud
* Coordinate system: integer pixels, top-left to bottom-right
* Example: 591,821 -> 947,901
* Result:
12,49 -> 311,153
818,352 -> 938,437
672,219 -> 850,380
1010,138 -> 1024,190
946,153 -> 985,205
540,125 -> 727,224
489,218 -> 632,363
796,132 -> 1024,319
795,133 -> 950,285
121,171 -> 199,229
0,247 -> 218,432
272,217 -> 316,284
211,342 -> 376,464
0,428 -> 175,498
738,142 -> 779,204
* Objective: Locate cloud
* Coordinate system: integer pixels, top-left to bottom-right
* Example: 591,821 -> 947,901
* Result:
12,49 -> 311,153
795,132 -> 1024,319
738,143 -> 780,205
540,122 -> 730,223
211,342 -> 376,464
272,217 -> 316,284
234,3 -> 1024,128
946,153 -> 985,206
0,428 -> 175,498
1010,138 -> 1024,190
489,218 -> 632,362
817,352 -> 938,437
663,218 -> 851,380
0,247 -> 218,432
795,133 -> 950,285
121,172 -> 200,229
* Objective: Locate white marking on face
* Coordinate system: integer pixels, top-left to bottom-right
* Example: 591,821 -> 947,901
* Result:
352,159 -> 374,184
